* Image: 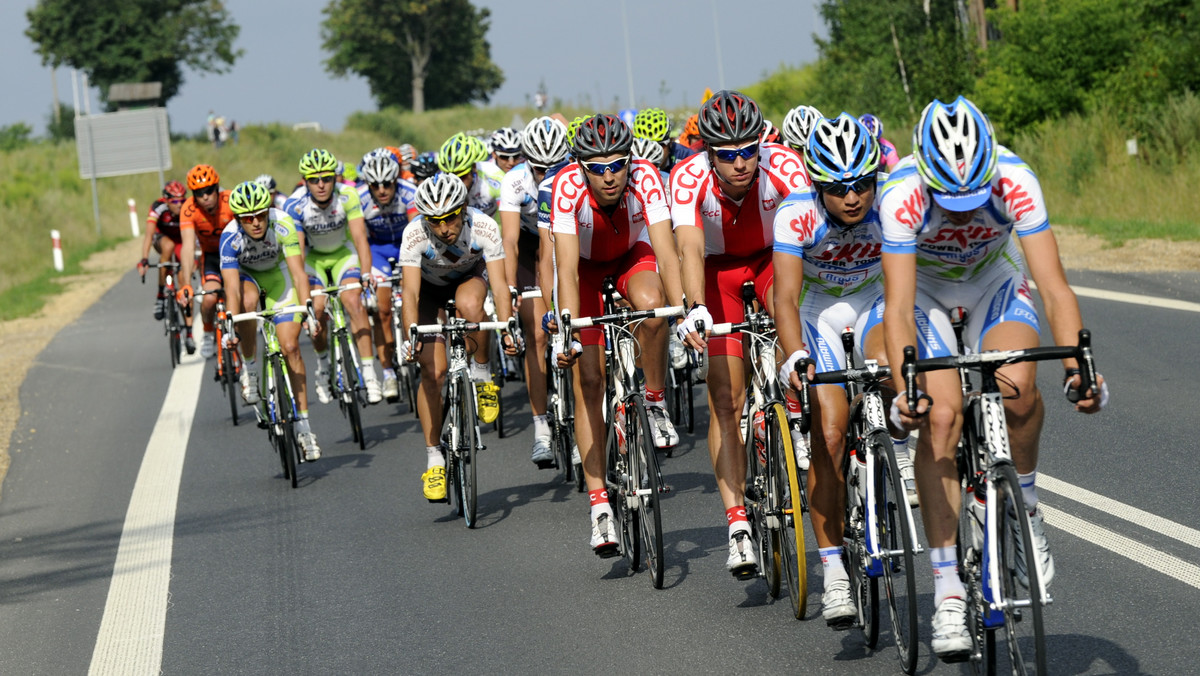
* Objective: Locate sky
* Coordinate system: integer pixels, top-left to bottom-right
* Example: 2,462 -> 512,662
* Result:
3,0 -> 824,137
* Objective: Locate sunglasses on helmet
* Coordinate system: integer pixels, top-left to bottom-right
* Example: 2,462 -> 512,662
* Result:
581,156 -> 631,175
815,173 -> 877,197
711,142 -> 759,163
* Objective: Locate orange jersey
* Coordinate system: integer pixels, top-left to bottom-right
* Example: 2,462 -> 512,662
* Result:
179,190 -> 234,253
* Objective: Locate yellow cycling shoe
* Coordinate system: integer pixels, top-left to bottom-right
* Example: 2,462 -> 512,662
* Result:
475,381 -> 500,424
422,466 -> 448,502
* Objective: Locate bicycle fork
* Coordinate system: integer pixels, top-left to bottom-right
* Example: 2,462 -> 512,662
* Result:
860,392 -> 924,577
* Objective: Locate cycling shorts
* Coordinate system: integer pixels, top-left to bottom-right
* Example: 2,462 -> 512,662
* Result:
704,250 -> 774,358
416,265 -> 486,343
154,235 -> 183,265
202,252 -> 223,285
240,262 -> 302,325
515,228 -> 540,293
306,245 -> 362,288
795,289 -> 880,381
859,263 -> 1039,358
369,242 -> 402,289
577,242 -> 658,347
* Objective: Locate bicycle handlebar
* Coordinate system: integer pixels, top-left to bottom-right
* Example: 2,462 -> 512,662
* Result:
231,305 -> 309,323
568,305 -> 684,328
310,282 -> 363,297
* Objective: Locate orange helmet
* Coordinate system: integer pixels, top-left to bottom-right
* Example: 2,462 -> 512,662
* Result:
187,164 -> 220,191
680,114 -> 700,143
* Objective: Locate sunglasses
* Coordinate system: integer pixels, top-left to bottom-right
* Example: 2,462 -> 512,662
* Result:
816,173 -> 877,197
495,153 -> 522,161
581,156 -> 631,175
528,162 -> 550,173
194,186 -> 219,198
306,174 -> 336,185
167,198 -> 185,205
368,181 -> 394,189
711,142 -> 759,163
237,210 -> 269,223
427,206 -> 463,225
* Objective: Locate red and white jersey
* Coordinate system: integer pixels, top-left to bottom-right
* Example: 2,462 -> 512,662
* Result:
669,143 -> 810,258
550,159 -> 670,263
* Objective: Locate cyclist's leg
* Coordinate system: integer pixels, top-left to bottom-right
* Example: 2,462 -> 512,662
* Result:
369,245 -> 397,371
575,260 -> 619,553
235,275 -> 261,362
517,233 -> 549,431
332,250 -> 376,380
415,285 -> 452,500
619,244 -> 677,448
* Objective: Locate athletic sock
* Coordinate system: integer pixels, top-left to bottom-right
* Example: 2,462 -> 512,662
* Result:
644,388 -> 665,407
383,367 -> 396,380
470,360 -> 490,383
1019,470 -> 1038,510
589,489 -> 613,521
726,505 -> 750,540
426,445 -> 444,470
931,545 -> 966,606
532,414 -> 550,439
820,546 -> 849,583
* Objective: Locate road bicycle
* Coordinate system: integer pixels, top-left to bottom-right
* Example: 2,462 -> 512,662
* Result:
566,279 -> 682,588
141,261 -> 183,368
312,280 -> 369,450
798,329 -> 921,672
409,301 -> 516,528
196,288 -> 241,426
384,258 -> 419,416
233,304 -> 311,489
710,281 -> 808,619
901,316 -> 1098,676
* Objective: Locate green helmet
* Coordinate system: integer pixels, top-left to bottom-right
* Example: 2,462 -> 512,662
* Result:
298,148 -> 338,177
229,181 -> 272,215
566,115 -> 592,147
437,133 -> 484,176
633,108 -> 671,142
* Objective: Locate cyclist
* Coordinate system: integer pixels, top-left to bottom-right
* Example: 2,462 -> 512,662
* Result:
219,181 -> 321,460
552,114 -> 685,557
412,152 -> 438,185
773,113 -> 895,627
858,113 -> 900,172
178,164 -> 235,360
489,127 -> 524,173
878,96 -> 1108,661
633,108 -> 695,173
761,119 -> 782,144
285,148 -> 382,405
677,113 -> 703,151
254,174 -> 289,210
437,133 -> 504,217
498,117 -> 570,467
359,149 -> 419,402
781,104 -> 823,153
399,172 -> 519,502
672,90 -> 811,580
138,181 -> 192,345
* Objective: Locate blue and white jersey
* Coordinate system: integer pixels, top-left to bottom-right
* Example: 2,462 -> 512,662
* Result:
283,184 -> 364,253
218,208 -> 302,273
397,207 -> 506,286
773,187 -> 884,300
498,163 -> 541,234
535,160 -> 571,231
357,180 -> 417,245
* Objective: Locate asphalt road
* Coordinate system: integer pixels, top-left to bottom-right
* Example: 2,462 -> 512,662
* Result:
1,268 -> 1197,675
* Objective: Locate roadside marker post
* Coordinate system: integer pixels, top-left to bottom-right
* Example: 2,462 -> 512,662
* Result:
128,198 -> 140,237
51,230 -> 64,272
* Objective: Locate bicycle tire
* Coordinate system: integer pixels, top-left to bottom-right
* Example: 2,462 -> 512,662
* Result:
337,333 -> 365,450
994,462 -> 1047,675
683,364 -> 695,433
492,367 -> 506,438
166,302 -> 180,369
275,357 -> 299,488
606,407 -> 638,567
873,429 -> 919,674
222,347 -> 240,426
458,370 -> 479,528
959,478 -> 997,676
743,402 -> 780,595
760,404 -> 791,598
632,399 -> 665,588
846,439 -> 881,645
770,402 -> 808,619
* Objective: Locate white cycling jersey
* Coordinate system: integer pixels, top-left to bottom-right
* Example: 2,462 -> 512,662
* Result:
397,207 -> 505,287
498,163 -> 540,234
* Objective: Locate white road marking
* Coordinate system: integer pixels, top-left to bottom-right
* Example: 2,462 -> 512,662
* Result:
88,352 -> 204,676
1031,281 -> 1200,313
1039,474 -> 1200,549
1041,504 -> 1200,590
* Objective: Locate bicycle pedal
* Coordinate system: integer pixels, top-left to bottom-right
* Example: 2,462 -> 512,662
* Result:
534,459 -> 555,470
730,563 -> 759,581
593,543 -> 620,559
659,483 -> 672,494
827,616 -> 856,632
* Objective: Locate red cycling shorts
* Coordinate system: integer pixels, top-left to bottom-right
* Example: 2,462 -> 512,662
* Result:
705,249 -> 773,357
578,242 -> 658,346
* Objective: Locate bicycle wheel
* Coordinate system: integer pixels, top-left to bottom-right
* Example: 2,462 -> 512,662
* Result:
222,346 -> 240,426
872,430 -> 919,674
743,401 -> 780,594
165,303 -> 180,369
759,404 -> 792,598
959,478 -> 997,676
492,366 -> 506,438
770,402 -> 808,619
606,407 -> 638,567
337,333 -> 365,450
632,399 -> 665,588
844,431 -> 879,641
457,371 -> 479,528
994,462 -> 1047,675
274,358 -> 299,488
682,364 -> 695,433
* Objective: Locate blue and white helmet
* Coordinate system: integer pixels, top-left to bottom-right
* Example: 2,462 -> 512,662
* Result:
805,113 -> 881,184
914,96 -> 998,211
858,113 -> 883,140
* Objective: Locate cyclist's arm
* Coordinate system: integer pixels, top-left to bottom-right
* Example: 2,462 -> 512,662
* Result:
881,251 -> 920,414
400,266 -> 422,336
222,268 -> 243,315
674,223 -> 706,307
772,250 -> 807,361
646,218 -> 685,308
139,222 -> 157,262
347,215 -> 372,285
537,227 -> 556,310
553,232 -> 581,329
284,252 -> 312,306
500,210 -> 521,294
1021,229 -> 1082,371
485,258 -> 514,324
179,228 -> 197,291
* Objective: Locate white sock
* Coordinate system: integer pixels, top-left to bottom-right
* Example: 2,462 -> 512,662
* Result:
315,351 -> 329,371
383,367 -> 396,379
931,545 -> 966,606
532,414 -> 550,439
243,358 -> 256,371
296,415 -> 311,435
426,445 -> 444,470
470,360 -> 489,382
1019,470 -> 1038,510
819,546 -> 849,584
362,357 -> 378,382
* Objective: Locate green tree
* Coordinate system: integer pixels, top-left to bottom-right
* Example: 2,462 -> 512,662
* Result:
45,103 -> 75,142
321,0 -> 503,114
0,123 -> 33,152
26,0 -> 241,107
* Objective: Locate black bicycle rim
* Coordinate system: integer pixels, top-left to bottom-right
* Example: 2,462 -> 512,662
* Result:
222,347 -> 239,426
995,462 -> 1047,675
460,371 -> 479,527
339,334 -> 365,449
633,400 -> 665,588
875,430 -> 918,674
276,360 -> 299,488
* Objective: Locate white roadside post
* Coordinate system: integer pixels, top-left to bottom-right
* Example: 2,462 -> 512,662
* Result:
51,230 -> 64,272
128,198 -> 140,236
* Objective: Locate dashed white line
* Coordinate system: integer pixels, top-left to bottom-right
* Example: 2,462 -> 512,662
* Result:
1031,281 -> 1200,313
1039,474 -> 1200,550
88,352 -> 203,676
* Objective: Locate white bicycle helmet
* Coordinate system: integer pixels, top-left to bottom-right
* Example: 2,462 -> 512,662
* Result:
490,127 -> 523,155
632,136 -> 665,166
414,172 -> 468,218
782,105 -> 823,151
520,117 -> 569,166
361,152 -> 400,184
253,174 -> 277,191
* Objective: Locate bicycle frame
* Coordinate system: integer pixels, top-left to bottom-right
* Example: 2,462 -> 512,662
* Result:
312,281 -> 367,404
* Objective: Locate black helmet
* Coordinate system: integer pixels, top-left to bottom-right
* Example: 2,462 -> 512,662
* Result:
571,114 -> 634,160
697,90 -> 764,145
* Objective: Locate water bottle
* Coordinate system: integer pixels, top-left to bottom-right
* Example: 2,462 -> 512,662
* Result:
851,448 -> 868,504
615,403 -> 627,454
753,410 -> 767,467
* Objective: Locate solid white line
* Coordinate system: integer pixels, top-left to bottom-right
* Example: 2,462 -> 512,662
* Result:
1039,474 -> 1200,550
89,352 -> 204,676
1041,504 -> 1200,590
1031,281 -> 1200,313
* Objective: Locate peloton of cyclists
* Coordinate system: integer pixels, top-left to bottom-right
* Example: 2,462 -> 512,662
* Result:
139,180 -> 196,353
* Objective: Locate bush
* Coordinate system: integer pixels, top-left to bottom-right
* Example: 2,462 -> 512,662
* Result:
0,123 -> 33,152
